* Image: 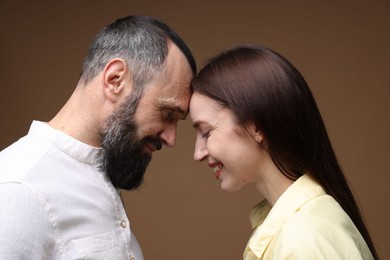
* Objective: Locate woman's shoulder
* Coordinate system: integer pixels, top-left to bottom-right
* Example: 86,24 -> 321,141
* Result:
273,194 -> 373,259
284,194 -> 355,233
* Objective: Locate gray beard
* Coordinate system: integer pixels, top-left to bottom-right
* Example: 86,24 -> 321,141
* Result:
97,91 -> 161,190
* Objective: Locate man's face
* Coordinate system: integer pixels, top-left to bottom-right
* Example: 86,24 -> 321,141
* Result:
99,43 -> 193,190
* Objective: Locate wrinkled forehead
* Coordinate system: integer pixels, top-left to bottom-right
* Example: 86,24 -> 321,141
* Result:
157,43 -> 193,109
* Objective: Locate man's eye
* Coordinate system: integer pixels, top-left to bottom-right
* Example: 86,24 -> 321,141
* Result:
164,110 -> 174,121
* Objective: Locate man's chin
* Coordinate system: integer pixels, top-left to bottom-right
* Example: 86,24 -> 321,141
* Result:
107,155 -> 152,190
110,169 -> 146,191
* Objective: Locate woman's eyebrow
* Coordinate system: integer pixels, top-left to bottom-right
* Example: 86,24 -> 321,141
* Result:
192,120 -> 209,129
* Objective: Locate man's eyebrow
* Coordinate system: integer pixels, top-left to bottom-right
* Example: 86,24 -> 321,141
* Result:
161,103 -> 188,119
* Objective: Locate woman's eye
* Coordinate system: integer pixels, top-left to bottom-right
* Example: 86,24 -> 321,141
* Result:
197,125 -> 213,139
202,130 -> 211,138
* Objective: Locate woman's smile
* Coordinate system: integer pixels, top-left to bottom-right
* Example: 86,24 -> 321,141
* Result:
209,162 -> 223,179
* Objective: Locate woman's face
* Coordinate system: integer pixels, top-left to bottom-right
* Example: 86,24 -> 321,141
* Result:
190,92 -> 264,192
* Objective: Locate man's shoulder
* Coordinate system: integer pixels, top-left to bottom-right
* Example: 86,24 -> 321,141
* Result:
0,134 -> 54,184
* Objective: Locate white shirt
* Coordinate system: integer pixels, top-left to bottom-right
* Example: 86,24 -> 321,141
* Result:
0,121 -> 143,260
244,174 -> 374,259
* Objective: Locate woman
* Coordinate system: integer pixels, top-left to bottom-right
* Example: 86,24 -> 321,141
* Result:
190,44 -> 377,259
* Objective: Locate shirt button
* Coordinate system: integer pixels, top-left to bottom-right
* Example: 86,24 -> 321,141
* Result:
120,220 -> 127,228
130,257 -> 135,260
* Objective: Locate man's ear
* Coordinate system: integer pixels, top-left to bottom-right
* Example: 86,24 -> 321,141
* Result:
102,58 -> 131,103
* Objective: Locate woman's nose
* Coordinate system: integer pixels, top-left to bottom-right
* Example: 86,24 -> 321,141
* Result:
193,137 -> 208,161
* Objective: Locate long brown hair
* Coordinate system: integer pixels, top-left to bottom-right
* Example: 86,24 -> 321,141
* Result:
191,44 -> 377,259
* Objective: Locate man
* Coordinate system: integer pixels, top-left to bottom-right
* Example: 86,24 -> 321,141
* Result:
0,15 -> 196,259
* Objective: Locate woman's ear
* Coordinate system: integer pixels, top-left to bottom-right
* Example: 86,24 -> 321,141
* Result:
102,58 -> 131,103
248,123 -> 264,144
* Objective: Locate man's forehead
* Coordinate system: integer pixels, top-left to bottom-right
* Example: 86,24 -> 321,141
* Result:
159,97 -> 190,117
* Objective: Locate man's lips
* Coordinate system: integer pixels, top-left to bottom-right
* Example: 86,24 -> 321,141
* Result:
208,162 -> 223,179
145,143 -> 157,153
143,139 -> 162,154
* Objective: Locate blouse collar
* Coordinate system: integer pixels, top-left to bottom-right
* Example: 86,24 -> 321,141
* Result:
247,174 -> 326,258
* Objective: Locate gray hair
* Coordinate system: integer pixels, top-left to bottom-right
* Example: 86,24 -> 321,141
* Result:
79,16 -> 196,91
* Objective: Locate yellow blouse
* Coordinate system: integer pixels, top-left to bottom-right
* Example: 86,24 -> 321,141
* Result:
244,175 -> 374,260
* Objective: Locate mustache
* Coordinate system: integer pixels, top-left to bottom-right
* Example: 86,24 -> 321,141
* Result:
142,136 -> 163,151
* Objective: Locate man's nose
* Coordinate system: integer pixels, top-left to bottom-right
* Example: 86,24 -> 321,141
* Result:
159,123 -> 177,147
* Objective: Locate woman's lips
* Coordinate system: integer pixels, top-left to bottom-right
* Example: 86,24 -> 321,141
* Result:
208,162 -> 223,179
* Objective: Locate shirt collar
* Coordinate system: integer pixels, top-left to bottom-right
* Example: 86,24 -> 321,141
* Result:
247,174 -> 326,258
28,120 -> 102,164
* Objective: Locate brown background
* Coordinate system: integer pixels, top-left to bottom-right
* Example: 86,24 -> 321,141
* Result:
1,1 -> 389,259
